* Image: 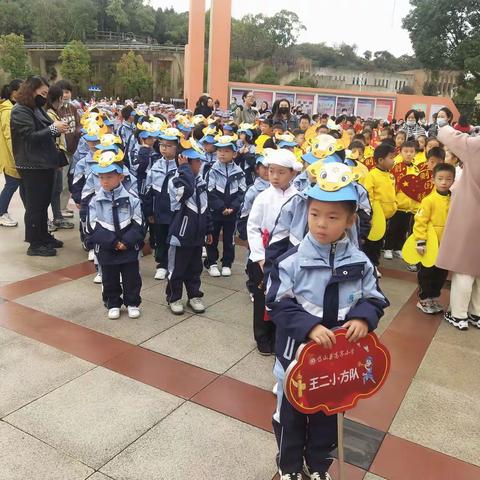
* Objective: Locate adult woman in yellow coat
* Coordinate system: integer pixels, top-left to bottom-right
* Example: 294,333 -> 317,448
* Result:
0,79 -> 23,227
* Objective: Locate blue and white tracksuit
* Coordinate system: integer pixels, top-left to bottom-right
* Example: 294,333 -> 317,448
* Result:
166,164 -> 212,303
143,157 -> 178,269
85,184 -> 146,309
266,233 -> 388,474
205,160 -> 246,268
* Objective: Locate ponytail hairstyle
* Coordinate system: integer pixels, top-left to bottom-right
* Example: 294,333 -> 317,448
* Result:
0,78 -> 23,101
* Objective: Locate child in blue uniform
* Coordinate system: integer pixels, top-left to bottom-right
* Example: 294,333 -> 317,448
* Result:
143,127 -> 181,280
166,146 -> 213,315
266,162 -> 388,480
85,161 -> 146,320
205,135 -> 246,277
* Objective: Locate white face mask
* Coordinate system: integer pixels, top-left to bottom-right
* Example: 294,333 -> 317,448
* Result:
437,118 -> 448,128
406,120 -> 416,127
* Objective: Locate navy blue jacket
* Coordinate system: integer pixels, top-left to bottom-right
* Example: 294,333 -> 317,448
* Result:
266,234 -> 389,371
205,160 -> 246,222
168,164 -> 213,247
85,184 -> 146,265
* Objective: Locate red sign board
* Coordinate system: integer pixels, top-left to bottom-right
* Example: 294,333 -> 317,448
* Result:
284,328 -> 390,415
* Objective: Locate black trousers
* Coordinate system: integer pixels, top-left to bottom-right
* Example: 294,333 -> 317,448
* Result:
418,265 -> 448,300
384,211 -> 413,251
102,261 -> 142,308
273,388 -> 337,473
20,168 -> 55,247
247,260 -> 275,346
363,237 -> 384,267
206,220 -> 236,268
154,223 -> 170,269
166,245 -> 204,303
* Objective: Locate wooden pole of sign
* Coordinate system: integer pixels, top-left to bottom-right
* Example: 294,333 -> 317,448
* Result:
337,412 -> 346,480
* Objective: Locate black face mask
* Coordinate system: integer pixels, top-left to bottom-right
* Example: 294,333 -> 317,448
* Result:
278,107 -> 289,115
34,95 -> 47,108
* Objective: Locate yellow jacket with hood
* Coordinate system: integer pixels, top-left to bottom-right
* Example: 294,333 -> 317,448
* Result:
0,99 -> 20,178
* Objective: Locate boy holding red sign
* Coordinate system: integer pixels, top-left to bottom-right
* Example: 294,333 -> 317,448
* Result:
266,162 -> 389,480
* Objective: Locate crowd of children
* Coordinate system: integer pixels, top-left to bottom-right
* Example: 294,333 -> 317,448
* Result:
61,100 -> 467,480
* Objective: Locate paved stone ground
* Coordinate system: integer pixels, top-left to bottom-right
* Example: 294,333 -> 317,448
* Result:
1,180 -> 479,480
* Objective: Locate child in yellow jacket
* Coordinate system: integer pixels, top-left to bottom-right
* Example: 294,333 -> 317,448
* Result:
363,143 -> 397,272
384,141 -> 419,260
414,163 -> 455,315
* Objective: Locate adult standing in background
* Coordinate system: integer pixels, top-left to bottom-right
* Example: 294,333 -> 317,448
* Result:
0,79 -> 23,227
56,79 -> 80,218
234,91 -> 259,125
194,95 -> 213,118
437,122 -> 480,330
10,76 -> 68,257
271,98 -> 299,131
398,109 -> 426,140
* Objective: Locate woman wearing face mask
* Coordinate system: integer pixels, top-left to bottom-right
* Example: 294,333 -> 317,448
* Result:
10,76 -> 69,257
0,78 -> 23,227
272,98 -> 299,132
46,84 -> 74,231
399,109 -> 426,141
428,107 -> 453,138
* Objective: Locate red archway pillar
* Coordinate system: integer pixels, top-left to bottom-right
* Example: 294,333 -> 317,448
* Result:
207,0 -> 232,110
184,0 -> 206,109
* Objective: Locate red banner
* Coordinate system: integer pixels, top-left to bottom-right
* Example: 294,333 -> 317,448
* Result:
284,328 -> 390,415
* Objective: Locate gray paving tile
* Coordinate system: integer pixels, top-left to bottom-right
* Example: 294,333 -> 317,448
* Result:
0,335 -> 94,417
364,474 -> 386,480
203,290 -> 253,333
0,421 -> 93,480
226,350 -> 275,390
0,325 -> 21,346
87,473 -> 114,480
15,279 -> 189,345
141,315 -> 255,373
142,278 -> 236,308
101,402 -> 277,480
5,368 -> 183,469
390,379 -> 480,466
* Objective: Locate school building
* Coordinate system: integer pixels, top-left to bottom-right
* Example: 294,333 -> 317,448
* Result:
229,81 -> 460,122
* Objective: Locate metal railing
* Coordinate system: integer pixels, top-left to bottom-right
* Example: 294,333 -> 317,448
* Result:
25,42 -> 185,53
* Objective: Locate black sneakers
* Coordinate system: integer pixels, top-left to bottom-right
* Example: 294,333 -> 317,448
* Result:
257,342 -> 273,356
444,311 -> 468,331
45,237 -> 64,249
468,314 -> 480,328
27,245 -> 57,257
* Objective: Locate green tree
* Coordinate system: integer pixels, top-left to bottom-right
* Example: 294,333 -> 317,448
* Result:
0,0 -> 33,39
287,76 -> 317,88
403,0 -> 480,73
59,40 -> 91,91
0,33 -> 30,78
116,50 -> 153,99
229,60 -> 247,82
263,10 -> 305,49
106,0 -> 129,31
254,66 -> 278,85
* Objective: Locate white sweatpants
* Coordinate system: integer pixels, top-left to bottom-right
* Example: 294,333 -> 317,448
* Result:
450,273 -> 480,319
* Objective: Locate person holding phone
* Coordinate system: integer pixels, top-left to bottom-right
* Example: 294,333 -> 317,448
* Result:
10,76 -> 69,256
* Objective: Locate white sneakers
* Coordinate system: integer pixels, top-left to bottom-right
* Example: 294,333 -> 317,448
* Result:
154,268 -> 167,280
169,300 -> 184,315
93,273 -> 102,284
208,265 -> 232,277
208,265 -> 221,277
187,297 -> 205,313
383,250 -> 393,260
393,250 -> 403,258
108,308 -> 121,320
88,250 -> 95,261
0,213 -> 18,227
108,307 -> 141,319
221,267 -> 231,277
127,306 -> 141,318
375,267 -> 382,278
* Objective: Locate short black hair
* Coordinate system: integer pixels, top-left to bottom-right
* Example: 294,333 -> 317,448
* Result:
272,122 -> 284,131
121,105 -> 134,120
321,113 -> 329,119
433,162 -> 455,177
300,114 -> 311,122
352,133 -> 366,143
374,143 -> 395,162
381,138 -> 396,148
293,128 -> 304,136
401,140 -> 417,150
395,130 -> 406,138
307,197 -> 357,215
349,140 -> 365,152
55,79 -> 73,92
426,146 -> 446,161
